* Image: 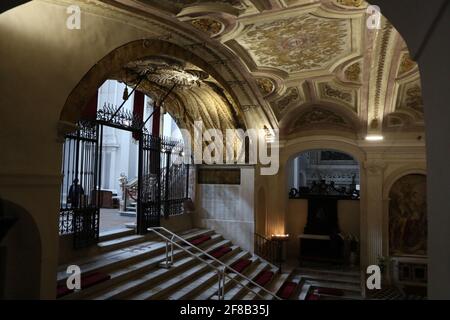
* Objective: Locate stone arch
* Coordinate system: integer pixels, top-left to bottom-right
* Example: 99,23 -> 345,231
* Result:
0,197 -> 42,299
275,136 -> 366,264
59,39 -> 251,130
0,1 -> 31,14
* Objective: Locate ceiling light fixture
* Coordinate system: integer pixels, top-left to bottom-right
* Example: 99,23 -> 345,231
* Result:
365,134 -> 384,141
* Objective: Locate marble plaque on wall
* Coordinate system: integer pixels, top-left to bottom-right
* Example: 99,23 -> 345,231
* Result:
197,168 -> 241,185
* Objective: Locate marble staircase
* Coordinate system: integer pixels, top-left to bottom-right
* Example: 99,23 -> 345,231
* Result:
57,228 -> 283,300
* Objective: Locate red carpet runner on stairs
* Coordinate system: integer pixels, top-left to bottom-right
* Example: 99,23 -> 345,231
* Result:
230,259 -> 252,273
189,235 -> 211,246
254,270 -> 274,287
209,246 -> 232,259
277,281 -> 298,299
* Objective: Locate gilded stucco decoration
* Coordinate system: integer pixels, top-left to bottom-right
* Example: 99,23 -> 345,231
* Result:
276,87 -> 300,113
397,80 -> 424,114
237,14 -> 351,73
153,0 -> 247,10
398,53 -> 416,77
124,58 -> 208,88
345,62 -> 361,82
118,57 -> 243,137
255,77 -> 275,97
63,0 -> 426,138
189,18 -> 223,36
288,107 -> 352,134
404,85 -> 424,113
321,83 -> 353,103
335,0 -> 364,7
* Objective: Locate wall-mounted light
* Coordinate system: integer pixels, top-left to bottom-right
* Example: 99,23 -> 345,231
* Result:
365,134 -> 384,141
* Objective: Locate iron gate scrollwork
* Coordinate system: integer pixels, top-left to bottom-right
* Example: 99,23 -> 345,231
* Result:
160,137 -> 189,218
137,134 -> 190,234
59,121 -> 102,249
59,103 -> 192,246
137,133 -> 161,234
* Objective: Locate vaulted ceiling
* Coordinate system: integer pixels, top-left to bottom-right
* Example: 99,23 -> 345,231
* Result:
50,0 -> 424,139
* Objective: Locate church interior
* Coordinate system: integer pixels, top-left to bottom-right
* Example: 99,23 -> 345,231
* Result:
1,0 -> 449,301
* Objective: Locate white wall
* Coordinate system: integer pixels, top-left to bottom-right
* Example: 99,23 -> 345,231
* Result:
98,80 -> 138,195
195,167 -> 255,253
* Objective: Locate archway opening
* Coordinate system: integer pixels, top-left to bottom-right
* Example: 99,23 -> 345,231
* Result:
286,149 -> 361,272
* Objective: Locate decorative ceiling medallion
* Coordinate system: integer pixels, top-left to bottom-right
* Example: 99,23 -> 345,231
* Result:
277,87 -> 299,112
345,62 -> 361,82
289,107 -> 350,133
189,18 -> 223,37
335,0 -> 364,7
398,53 -> 416,76
255,77 -> 275,97
237,14 -> 351,73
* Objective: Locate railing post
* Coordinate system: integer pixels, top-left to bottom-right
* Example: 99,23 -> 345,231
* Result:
217,266 -> 226,300
185,163 -> 190,199
164,147 -> 171,218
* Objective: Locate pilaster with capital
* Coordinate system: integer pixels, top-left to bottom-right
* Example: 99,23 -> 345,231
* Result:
363,159 -> 386,267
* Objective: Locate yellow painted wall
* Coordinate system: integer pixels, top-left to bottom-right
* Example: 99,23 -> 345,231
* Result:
285,199 -> 360,260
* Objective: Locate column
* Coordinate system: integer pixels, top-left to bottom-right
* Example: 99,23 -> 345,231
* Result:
363,159 -> 386,267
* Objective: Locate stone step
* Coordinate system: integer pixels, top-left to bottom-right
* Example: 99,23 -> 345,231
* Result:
241,267 -> 278,300
296,273 -> 362,286
97,235 -> 147,252
298,282 -> 312,300
287,277 -> 304,300
211,259 -> 271,300
89,239 -> 232,300
120,211 -> 137,217
61,234 -> 224,299
193,256 -> 261,300
166,250 -> 251,300
129,245 -> 241,300
295,267 -> 361,279
261,272 -> 291,300
57,228 -> 214,282
99,228 -> 135,242
305,279 -> 361,293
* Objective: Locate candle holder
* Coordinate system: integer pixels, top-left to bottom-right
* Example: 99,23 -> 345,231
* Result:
270,234 -> 289,273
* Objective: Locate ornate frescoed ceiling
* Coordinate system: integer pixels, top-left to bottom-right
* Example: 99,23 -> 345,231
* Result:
47,0 -> 424,140
114,56 -> 244,133
234,14 -> 353,74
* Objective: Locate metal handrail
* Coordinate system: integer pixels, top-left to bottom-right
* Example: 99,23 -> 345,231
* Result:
148,227 -> 281,300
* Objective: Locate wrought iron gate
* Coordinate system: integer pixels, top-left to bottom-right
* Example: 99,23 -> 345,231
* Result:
137,133 -> 161,234
136,133 -> 190,234
59,121 -> 102,249
59,104 -> 191,247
